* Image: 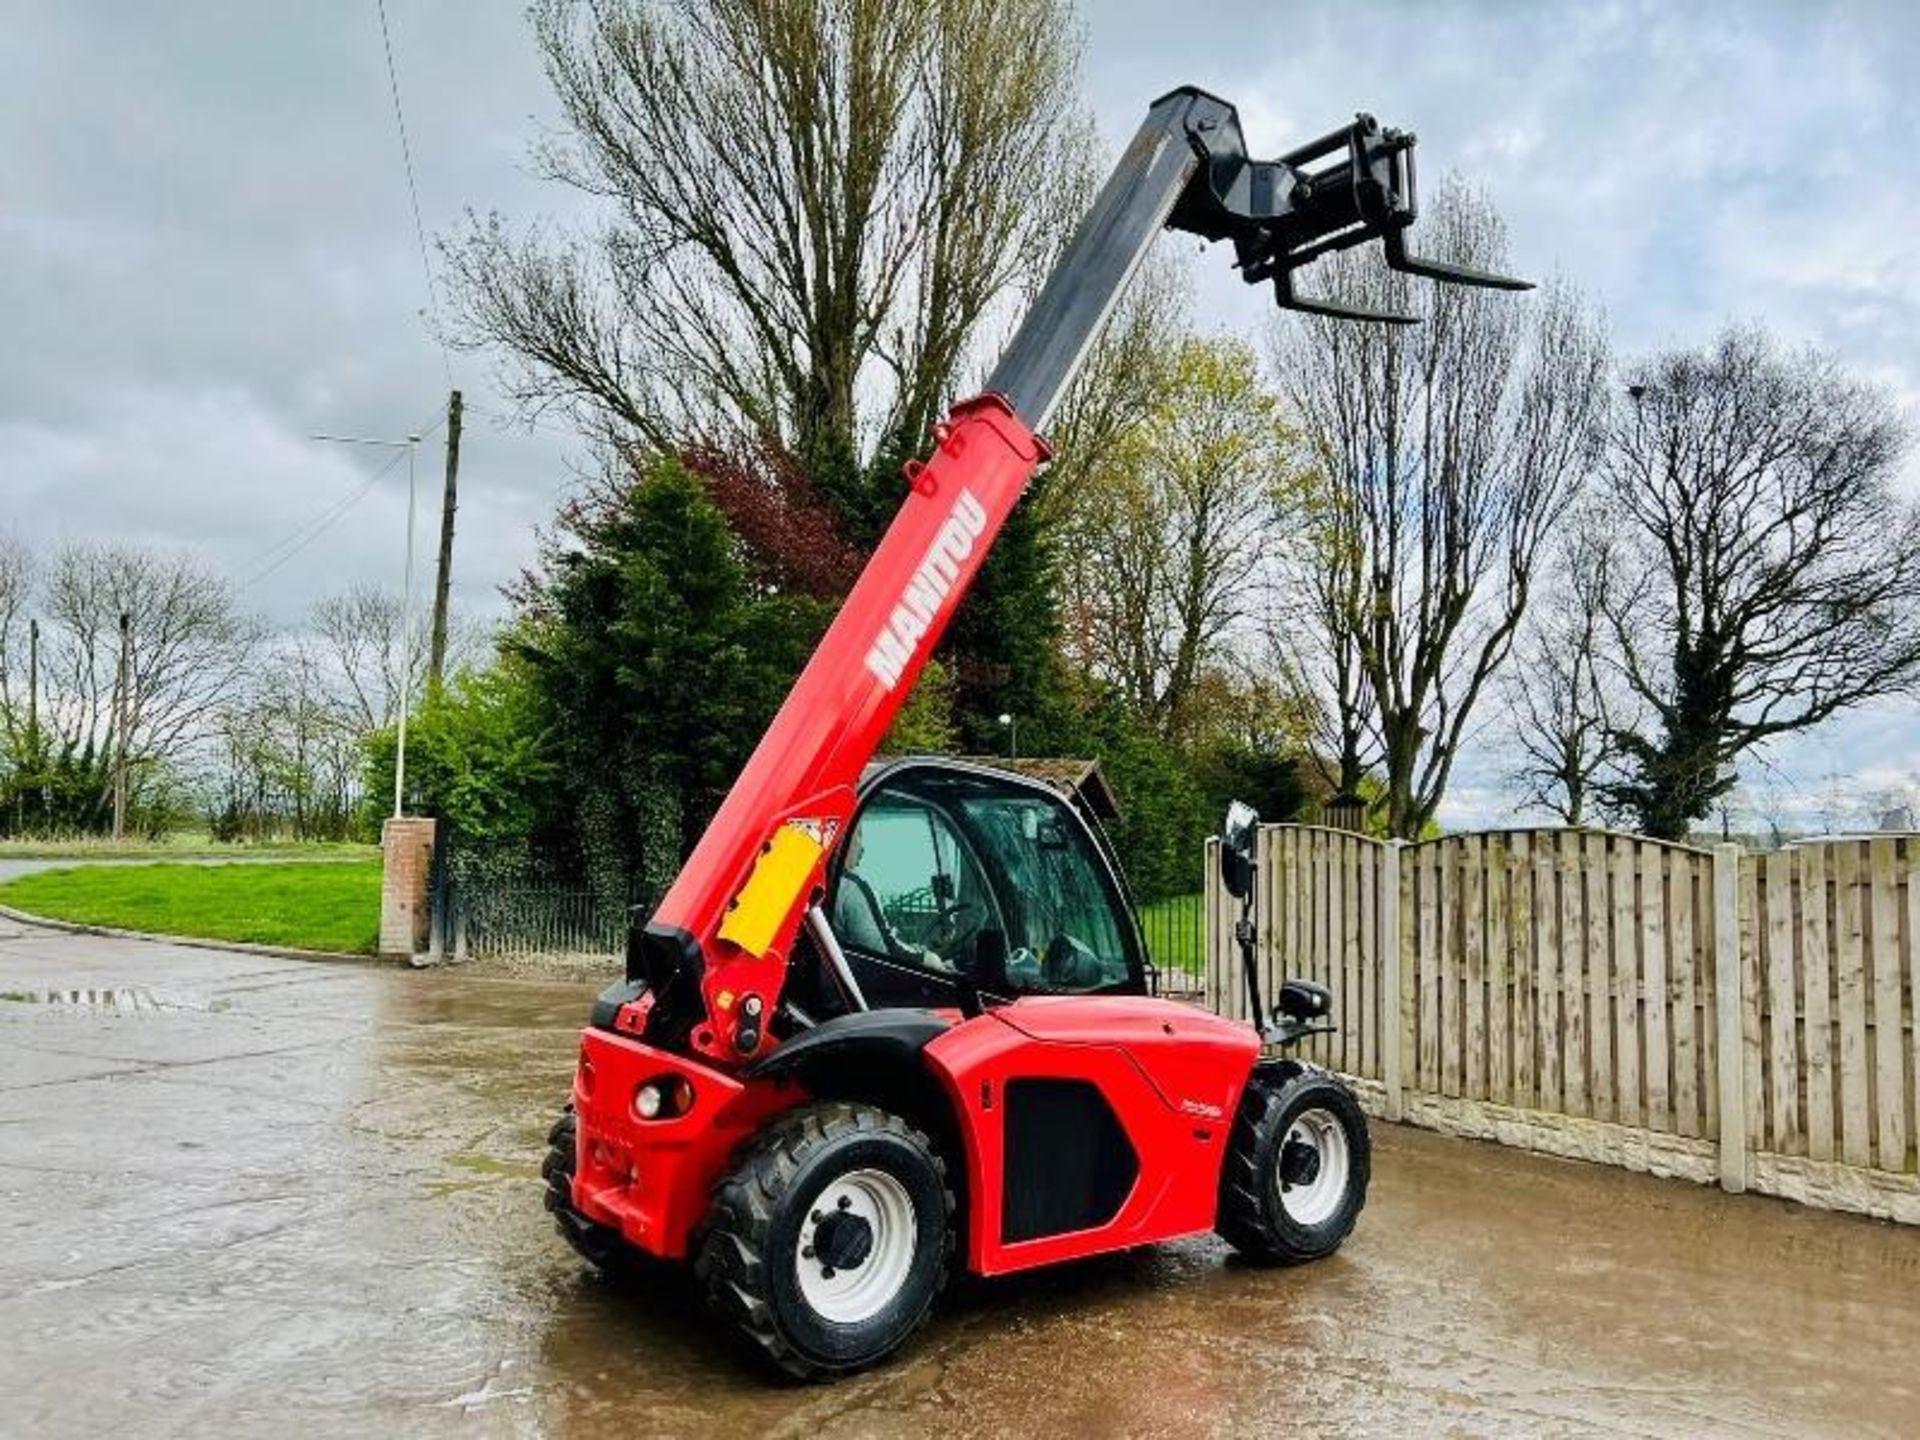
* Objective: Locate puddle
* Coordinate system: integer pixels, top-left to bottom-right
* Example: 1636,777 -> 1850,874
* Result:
446,1150 -> 537,1180
426,1148 -> 540,1198
0,986 -> 223,1012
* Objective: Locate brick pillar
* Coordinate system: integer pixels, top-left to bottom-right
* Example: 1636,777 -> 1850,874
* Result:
381,817 -> 438,961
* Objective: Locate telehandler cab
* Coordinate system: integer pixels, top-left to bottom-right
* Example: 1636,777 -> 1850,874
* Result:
545,85 -> 1528,1378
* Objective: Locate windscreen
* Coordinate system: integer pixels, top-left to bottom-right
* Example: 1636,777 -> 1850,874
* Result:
942,783 -> 1133,992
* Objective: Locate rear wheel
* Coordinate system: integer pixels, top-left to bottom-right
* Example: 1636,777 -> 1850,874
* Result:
543,1106 -> 624,1269
695,1102 -> 953,1380
1217,1065 -> 1370,1263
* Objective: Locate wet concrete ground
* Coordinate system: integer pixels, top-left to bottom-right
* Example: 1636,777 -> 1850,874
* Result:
3,921 -> 1918,1439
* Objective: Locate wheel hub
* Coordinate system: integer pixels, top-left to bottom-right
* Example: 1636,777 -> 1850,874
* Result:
795,1168 -> 918,1324
813,1209 -> 875,1272
1280,1137 -> 1322,1188
1274,1106 -> 1351,1228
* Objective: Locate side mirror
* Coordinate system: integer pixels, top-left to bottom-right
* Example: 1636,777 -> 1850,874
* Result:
1220,800 -> 1260,900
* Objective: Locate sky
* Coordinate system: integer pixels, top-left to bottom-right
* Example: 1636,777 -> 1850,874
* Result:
2,0 -> 1917,831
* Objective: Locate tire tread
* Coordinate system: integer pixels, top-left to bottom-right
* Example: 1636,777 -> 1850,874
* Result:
1216,1063 -> 1369,1264
694,1101 -> 954,1380
544,1104 -> 625,1269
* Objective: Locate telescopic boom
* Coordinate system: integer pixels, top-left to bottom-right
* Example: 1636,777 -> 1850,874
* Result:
624,86 -> 1528,1066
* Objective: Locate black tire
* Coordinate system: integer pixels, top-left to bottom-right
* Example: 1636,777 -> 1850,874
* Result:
1217,1065 -> 1370,1264
543,1105 -> 625,1269
694,1102 -> 954,1381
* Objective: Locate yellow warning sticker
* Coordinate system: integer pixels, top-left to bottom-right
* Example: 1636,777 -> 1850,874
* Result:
715,821 -> 827,958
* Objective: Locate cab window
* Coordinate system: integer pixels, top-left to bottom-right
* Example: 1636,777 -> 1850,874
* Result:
832,795 -> 996,983
829,770 -> 1138,1001
949,789 -> 1132,993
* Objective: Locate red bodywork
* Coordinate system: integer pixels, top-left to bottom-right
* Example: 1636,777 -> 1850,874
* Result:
574,996 -> 1260,1271
636,395 -> 1049,1067
571,1025 -> 803,1259
926,997 -> 1259,1275
572,387 -> 1263,1273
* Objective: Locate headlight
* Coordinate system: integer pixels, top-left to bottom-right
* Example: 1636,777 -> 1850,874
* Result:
633,1075 -> 695,1120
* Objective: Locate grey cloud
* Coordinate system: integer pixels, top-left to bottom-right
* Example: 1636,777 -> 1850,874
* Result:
3,0 -> 1916,806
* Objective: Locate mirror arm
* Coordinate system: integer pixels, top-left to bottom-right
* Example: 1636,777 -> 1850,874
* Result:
1235,893 -> 1267,1036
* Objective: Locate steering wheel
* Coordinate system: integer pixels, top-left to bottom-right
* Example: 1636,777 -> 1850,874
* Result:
930,899 -> 984,950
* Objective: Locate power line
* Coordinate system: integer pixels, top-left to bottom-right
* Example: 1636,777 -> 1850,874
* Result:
375,0 -> 455,386
237,450 -> 402,591
239,410 -> 444,591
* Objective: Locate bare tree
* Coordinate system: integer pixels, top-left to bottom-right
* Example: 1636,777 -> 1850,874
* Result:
309,584 -> 434,734
1277,181 -> 1609,838
213,641 -> 365,842
1502,511 -> 1633,824
36,544 -> 260,811
0,533 -> 34,761
1597,324 -> 1920,838
444,0 -> 1082,488
1054,334 -> 1295,737
1278,465 -> 1379,806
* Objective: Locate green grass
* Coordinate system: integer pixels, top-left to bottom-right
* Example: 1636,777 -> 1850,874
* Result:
1138,892 -> 1205,977
0,860 -> 383,955
0,833 -> 375,862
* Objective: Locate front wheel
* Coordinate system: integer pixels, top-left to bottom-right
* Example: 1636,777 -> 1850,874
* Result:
1217,1065 -> 1370,1264
695,1102 -> 954,1380
543,1105 -> 625,1269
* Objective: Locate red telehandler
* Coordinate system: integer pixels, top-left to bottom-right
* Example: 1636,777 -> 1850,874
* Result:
544,86 -> 1528,1378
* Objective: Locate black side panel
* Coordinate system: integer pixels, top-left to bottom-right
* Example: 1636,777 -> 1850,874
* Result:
636,921 -> 705,1048
1001,1077 -> 1139,1243
748,1009 -> 951,1080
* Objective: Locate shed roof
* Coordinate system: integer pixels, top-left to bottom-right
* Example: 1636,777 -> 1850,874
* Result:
866,755 -> 1122,821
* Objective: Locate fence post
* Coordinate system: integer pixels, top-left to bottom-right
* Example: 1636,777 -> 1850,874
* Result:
1201,838 -> 1218,1014
1381,840 -> 1406,1122
1713,843 -> 1748,1194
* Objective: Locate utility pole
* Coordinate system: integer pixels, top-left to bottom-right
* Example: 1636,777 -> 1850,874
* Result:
112,610 -> 131,840
428,388 -> 461,693
25,618 -> 38,830
26,619 -> 37,744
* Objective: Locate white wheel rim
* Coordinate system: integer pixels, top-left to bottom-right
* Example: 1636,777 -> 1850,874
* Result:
1275,1107 -> 1350,1228
796,1168 -> 918,1325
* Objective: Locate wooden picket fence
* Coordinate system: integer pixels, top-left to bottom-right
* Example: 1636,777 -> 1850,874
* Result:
1203,825 -> 1920,1224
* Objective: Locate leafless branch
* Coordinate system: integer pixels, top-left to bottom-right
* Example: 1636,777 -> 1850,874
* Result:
1598,323 -> 1920,837
1275,180 -> 1609,837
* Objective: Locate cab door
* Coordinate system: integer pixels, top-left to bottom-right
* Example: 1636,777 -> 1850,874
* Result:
826,787 -> 1001,1009
825,762 -> 1146,1008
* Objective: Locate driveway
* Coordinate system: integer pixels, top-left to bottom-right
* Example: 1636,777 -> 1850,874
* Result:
2,920 -> 1917,1438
